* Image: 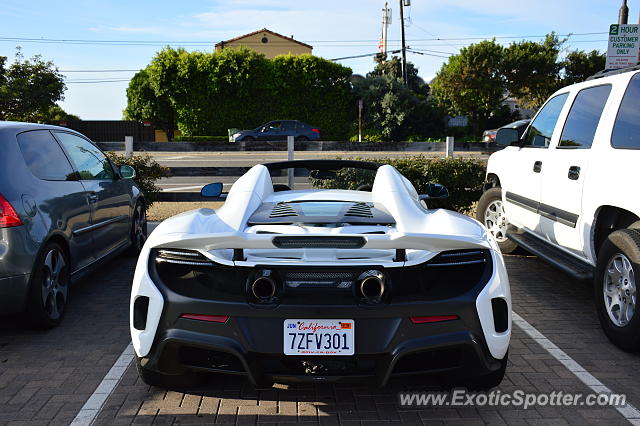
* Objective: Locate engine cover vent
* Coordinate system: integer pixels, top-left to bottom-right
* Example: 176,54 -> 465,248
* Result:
269,203 -> 297,218
345,202 -> 373,218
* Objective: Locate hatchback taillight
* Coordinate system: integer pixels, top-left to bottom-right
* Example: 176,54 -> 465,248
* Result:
312,128 -> 320,133
0,194 -> 22,228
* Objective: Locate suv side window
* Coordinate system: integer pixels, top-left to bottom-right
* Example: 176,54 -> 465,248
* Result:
612,73 -> 640,149
558,84 -> 612,149
522,93 -> 569,148
54,132 -> 115,180
16,130 -> 75,181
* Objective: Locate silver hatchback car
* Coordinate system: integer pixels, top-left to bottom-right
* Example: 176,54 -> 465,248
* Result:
0,122 -> 146,327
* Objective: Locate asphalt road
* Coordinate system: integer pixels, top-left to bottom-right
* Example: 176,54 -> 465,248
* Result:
150,151 -> 490,193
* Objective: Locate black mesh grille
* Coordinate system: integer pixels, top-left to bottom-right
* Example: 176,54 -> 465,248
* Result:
427,250 -> 487,267
272,236 -> 366,249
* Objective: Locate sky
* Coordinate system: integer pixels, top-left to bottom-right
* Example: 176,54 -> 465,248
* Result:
0,0 -> 635,120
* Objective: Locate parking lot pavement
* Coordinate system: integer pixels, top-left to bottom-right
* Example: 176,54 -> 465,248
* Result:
1,254 -> 640,425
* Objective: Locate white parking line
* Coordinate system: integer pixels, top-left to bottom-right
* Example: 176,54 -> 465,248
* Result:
69,343 -> 134,426
513,312 -> 640,424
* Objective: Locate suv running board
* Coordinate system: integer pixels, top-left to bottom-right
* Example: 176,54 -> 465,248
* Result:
507,230 -> 594,281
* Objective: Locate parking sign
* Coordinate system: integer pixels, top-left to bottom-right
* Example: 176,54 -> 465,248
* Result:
607,24 -> 640,69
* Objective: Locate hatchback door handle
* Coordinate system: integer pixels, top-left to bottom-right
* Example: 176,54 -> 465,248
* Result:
533,161 -> 542,173
568,166 -> 581,180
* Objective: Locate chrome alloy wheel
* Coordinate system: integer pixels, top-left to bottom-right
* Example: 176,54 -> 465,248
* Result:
484,199 -> 509,243
603,253 -> 637,327
40,248 -> 68,320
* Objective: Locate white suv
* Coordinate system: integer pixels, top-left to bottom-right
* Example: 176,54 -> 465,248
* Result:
477,66 -> 640,350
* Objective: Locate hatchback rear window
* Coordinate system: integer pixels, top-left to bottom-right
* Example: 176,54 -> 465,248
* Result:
17,130 -> 75,181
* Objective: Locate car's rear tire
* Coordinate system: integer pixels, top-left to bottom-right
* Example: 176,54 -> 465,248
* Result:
594,229 -> 640,351
295,136 -> 309,141
477,187 -> 519,254
127,201 -> 147,256
242,136 -> 255,142
26,241 -> 70,328
135,356 -> 202,388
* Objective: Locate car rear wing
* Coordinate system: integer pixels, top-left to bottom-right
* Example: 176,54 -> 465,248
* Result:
152,232 -> 491,255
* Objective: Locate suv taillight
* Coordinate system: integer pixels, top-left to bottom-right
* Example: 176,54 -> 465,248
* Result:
0,194 -> 22,228
312,128 -> 320,133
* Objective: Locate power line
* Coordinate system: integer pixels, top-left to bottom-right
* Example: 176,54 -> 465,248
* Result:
60,69 -> 139,73
0,32 -> 609,46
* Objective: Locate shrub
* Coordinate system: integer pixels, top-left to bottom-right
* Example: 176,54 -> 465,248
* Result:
173,135 -> 229,142
349,131 -> 385,142
106,152 -> 170,208
313,156 -> 486,213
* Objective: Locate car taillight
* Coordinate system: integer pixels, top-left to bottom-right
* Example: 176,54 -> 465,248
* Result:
312,128 -> 320,133
0,194 -> 22,228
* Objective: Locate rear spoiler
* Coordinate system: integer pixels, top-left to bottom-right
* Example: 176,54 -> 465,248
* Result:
152,232 -> 490,256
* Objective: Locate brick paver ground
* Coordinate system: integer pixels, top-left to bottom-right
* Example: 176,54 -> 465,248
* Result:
1,253 -> 639,425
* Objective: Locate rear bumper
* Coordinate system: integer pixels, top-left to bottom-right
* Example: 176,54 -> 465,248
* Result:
140,319 -> 502,387
0,273 -> 31,315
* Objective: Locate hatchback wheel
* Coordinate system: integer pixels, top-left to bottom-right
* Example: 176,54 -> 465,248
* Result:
128,202 -> 147,255
27,242 -> 69,328
595,229 -> 640,350
295,136 -> 309,141
242,136 -> 255,142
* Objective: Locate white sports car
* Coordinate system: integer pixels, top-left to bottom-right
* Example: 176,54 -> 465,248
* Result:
130,160 -> 511,388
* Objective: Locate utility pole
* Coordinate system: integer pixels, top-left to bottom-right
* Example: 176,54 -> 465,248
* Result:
399,0 -> 408,84
619,0 -> 629,24
380,2 -> 391,56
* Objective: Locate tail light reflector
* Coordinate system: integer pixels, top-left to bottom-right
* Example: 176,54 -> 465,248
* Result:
410,315 -> 459,324
181,314 -> 229,323
312,128 -> 320,133
0,194 -> 22,228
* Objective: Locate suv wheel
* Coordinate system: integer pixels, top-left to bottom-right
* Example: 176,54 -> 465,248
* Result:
595,229 -> 640,350
476,187 -> 518,253
27,241 -> 69,328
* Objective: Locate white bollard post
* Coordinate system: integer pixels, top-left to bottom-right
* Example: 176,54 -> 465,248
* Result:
287,135 -> 294,189
445,136 -> 454,158
125,136 -> 134,158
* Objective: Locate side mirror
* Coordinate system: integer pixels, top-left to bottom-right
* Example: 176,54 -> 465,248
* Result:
119,165 -> 136,179
201,182 -> 223,198
419,183 -> 449,200
495,127 -> 519,146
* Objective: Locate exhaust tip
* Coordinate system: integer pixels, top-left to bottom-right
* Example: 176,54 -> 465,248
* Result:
358,270 -> 385,304
251,276 -> 277,301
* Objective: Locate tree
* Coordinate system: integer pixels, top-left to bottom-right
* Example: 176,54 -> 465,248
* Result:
368,55 -> 429,96
431,40 -> 506,131
503,34 -> 564,110
36,105 -> 80,124
124,68 -> 177,141
353,75 -> 442,141
0,49 -> 66,122
561,50 -> 606,85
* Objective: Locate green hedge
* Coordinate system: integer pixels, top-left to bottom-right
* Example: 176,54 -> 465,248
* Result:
106,152 -> 170,208
313,156 -> 486,213
173,135 -> 229,142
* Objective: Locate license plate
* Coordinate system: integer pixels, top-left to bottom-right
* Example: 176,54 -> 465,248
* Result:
283,319 -> 354,355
